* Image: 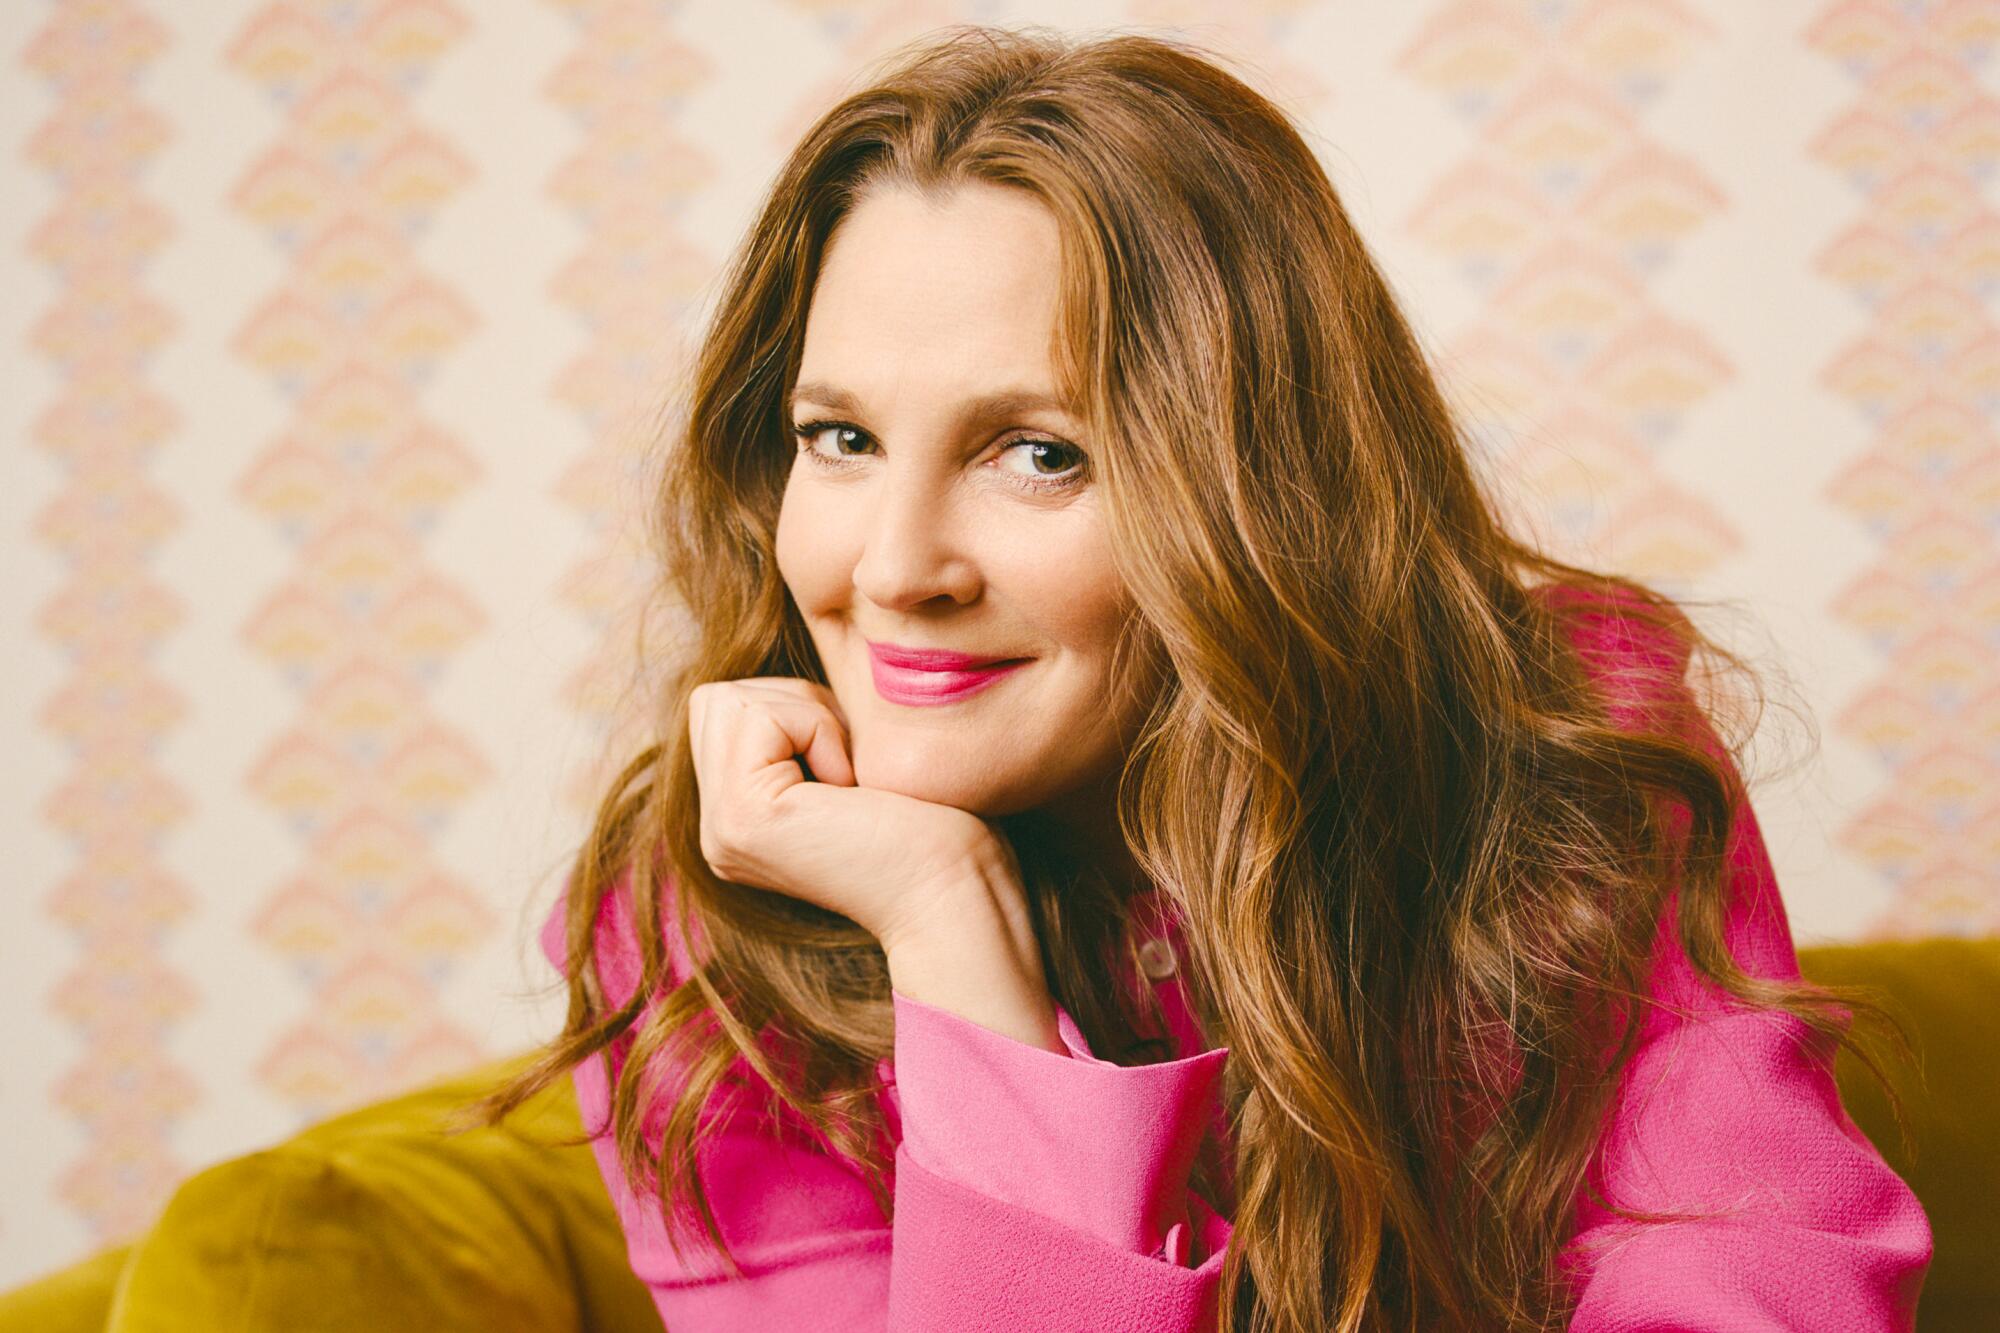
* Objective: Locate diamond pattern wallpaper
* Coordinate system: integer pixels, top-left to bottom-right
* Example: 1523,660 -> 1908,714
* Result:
1,0 -> 1992,1289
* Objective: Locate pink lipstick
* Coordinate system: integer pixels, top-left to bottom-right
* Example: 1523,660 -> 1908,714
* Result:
866,640 -> 1030,706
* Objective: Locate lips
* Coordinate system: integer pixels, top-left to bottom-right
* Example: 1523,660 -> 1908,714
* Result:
865,640 -> 1030,706
866,641 -> 1025,670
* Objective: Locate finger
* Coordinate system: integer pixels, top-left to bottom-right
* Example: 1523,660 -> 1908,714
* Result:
692,681 -> 835,773
791,703 -> 856,786
720,692 -> 856,789
686,685 -> 712,778
734,676 -> 850,732
724,680 -> 854,778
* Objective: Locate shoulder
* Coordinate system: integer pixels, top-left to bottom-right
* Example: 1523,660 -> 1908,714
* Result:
1528,580 -> 1797,1001
1529,580 -> 1711,746
1530,579 -> 1695,682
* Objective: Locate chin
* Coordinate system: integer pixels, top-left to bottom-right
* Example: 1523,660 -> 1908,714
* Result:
852,751 -> 987,809
849,740 -> 1035,817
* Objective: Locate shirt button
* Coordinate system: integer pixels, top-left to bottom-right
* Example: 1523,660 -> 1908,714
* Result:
1137,936 -> 1178,980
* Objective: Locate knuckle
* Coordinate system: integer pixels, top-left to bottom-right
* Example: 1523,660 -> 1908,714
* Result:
699,826 -> 737,877
700,807 -> 754,876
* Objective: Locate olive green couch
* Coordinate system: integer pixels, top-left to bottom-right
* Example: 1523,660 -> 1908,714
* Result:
2,937 -> 1993,1331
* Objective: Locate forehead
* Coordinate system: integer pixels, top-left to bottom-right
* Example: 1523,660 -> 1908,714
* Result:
799,181 -> 1070,406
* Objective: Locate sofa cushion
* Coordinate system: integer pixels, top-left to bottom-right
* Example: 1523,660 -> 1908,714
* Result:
1798,934 -> 2000,1329
98,1054 -> 660,1333
0,1243 -> 132,1333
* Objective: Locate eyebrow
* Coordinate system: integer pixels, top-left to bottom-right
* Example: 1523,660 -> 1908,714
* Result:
788,379 -> 1079,427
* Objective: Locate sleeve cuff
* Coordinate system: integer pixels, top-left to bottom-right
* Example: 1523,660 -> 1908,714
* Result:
889,1141 -> 1225,1331
889,986 -> 1229,1260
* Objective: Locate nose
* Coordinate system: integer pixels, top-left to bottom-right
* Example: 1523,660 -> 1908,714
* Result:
849,464 -> 982,611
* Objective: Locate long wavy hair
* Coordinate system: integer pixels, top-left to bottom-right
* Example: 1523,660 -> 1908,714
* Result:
463,25 -> 1916,1331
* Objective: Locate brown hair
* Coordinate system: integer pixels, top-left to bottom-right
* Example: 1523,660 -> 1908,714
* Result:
462,25 -> 1915,1330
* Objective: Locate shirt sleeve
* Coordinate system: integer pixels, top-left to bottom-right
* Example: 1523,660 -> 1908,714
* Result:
538,875 -> 896,1328
1558,789 -> 1934,1331
538,871 -> 1236,1332
885,987 -> 1234,1331
1555,595 -> 1934,1329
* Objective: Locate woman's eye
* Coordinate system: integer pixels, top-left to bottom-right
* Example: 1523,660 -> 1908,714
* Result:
997,438 -> 1088,484
793,421 -> 871,459
790,419 -> 1088,491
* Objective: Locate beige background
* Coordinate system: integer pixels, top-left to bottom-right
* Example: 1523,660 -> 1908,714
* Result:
3,0 -> 1993,1288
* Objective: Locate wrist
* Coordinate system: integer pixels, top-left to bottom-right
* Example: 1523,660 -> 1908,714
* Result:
880,830 -> 1030,961
883,840 -> 1063,1054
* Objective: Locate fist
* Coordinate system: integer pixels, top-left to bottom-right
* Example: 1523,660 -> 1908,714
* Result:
686,677 -> 1011,952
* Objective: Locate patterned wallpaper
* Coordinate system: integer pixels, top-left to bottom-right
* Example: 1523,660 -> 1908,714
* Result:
1,0 -> 1992,1290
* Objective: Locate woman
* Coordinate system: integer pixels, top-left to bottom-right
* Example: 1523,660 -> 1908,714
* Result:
468,25 -> 1932,1331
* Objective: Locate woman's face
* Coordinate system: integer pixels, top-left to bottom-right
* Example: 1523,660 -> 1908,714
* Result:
775,180 -> 1140,820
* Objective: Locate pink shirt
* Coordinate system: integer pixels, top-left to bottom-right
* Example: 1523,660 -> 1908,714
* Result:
538,599 -> 1932,1330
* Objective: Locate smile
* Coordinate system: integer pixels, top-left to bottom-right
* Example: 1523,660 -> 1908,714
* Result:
865,643 -> 1031,706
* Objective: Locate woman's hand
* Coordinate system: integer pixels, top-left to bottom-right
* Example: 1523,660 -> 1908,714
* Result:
686,676 -> 1012,955
687,676 -> 1063,1051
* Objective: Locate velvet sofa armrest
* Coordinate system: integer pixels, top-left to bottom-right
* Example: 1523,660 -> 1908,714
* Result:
0,1053 -> 658,1333
1797,934 -> 2000,1329
0,1243 -> 133,1333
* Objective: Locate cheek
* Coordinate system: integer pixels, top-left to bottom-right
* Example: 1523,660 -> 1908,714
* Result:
1004,525 -> 1127,653
774,474 -> 839,604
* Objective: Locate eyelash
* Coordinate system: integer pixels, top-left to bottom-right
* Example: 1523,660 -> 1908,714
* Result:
789,418 -> 1090,494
